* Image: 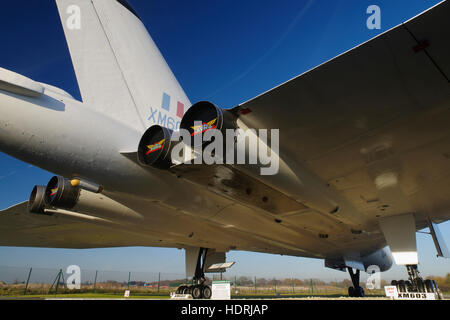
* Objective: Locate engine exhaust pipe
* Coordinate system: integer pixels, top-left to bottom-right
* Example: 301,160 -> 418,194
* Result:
45,176 -> 80,210
180,101 -> 236,149
44,176 -> 142,220
28,185 -> 48,214
137,125 -> 180,169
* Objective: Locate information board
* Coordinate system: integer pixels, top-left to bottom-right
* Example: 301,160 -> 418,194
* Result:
211,280 -> 231,300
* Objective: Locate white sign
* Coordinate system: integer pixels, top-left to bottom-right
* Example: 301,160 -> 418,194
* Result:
211,281 -> 231,300
384,286 -> 397,298
384,286 -> 436,300
395,292 -> 436,300
170,292 -> 192,300
124,290 -> 130,298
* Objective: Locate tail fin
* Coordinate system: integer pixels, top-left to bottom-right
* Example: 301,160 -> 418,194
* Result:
56,0 -> 190,131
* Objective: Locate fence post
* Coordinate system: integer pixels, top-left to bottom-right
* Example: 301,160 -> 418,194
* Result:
274,278 -> 276,294
93,270 -> 98,293
55,269 -> 62,296
158,272 -> 161,294
24,267 -> 32,295
292,278 -> 295,294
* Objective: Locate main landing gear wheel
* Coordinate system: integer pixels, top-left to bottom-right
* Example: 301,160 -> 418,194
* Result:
348,286 -> 354,297
391,265 -> 444,299
397,280 -> 406,293
416,279 -> 425,293
176,284 -> 212,299
424,279 -> 435,293
348,286 -> 365,297
202,285 -> 212,299
175,248 -> 213,299
356,286 -> 365,297
192,285 -> 203,299
176,285 -> 187,294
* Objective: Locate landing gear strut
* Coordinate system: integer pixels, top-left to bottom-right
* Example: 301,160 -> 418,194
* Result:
391,264 -> 443,299
347,268 -> 365,297
176,248 -> 212,299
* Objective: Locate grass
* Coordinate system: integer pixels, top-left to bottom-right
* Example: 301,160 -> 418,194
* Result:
1,293 -> 171,299
1,291 -> 387,300
2,284 -> 445,300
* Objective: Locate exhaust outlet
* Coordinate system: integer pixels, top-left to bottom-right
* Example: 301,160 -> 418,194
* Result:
43,176 -> 142,221
45,176 -> 80,210
180,101 -> 236,149
28,185 -> 48,214
137,125 -> 179,169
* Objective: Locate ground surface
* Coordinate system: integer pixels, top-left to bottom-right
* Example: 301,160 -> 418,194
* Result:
1,293 -> 447,300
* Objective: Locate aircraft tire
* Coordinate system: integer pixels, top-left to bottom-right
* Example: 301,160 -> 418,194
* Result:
397,280 -> 406,293
202,285 -> 212,299
357,287 -> 365,297
348,286 -> 355,297
192,285 -> 202,299
424,280 -> 434,293
416,280 -> 425,293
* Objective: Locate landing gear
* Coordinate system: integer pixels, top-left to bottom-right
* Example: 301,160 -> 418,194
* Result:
176,248 -> 212,299
191,284 -> 212,299
391,264 -> 443,299
202,284 -> 212,299
347,268 -> 365,297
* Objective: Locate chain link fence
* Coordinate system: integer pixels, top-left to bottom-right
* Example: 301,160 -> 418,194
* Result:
0,266 -> 387,297
0,266 -> 187,296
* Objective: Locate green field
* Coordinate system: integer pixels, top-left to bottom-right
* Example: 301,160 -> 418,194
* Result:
1,291 -> 389,300
1,293 -> 170,299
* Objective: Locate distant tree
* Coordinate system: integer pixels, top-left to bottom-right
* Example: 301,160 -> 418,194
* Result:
237,276 -> 253,286
256,278 -> 267,287
293,279 -> 305,286
341,279 -> 353,288
267,279 -> 278,286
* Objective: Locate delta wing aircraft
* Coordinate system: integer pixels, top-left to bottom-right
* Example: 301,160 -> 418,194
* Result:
1,0 -> 449,298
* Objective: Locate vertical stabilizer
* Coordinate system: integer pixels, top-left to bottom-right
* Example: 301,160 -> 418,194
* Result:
56,0 -> 190,131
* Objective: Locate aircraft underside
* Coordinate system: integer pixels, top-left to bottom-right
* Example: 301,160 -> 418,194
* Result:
1,0 -> 449,299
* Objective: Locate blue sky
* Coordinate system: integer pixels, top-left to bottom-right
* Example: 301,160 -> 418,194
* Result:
1,0 -> 449,282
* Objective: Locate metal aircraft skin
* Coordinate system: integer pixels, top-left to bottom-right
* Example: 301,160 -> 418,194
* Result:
0,0 -> 449,281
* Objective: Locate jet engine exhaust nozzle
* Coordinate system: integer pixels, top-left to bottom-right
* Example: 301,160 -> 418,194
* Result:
137,125 -> 178,169
44,176 -> 80,210
180,101 -> 236,149
28,185 -> 48,214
